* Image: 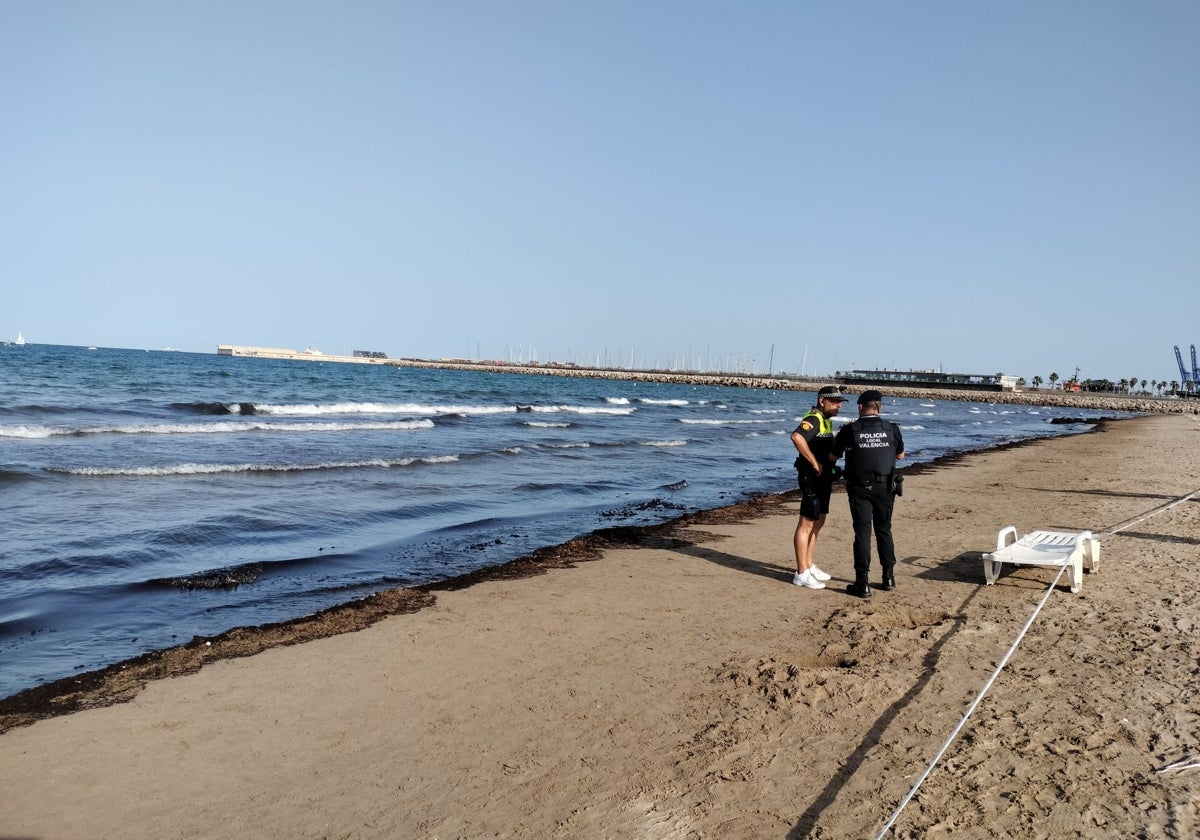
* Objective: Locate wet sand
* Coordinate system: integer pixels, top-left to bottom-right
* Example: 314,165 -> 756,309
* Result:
2,414 -> 1199,838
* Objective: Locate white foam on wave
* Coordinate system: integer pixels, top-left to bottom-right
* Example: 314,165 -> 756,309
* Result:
678,418 -> 778,426
257,402 -> 513,417
903,424 -> 926,431
751,409 -> 787,414
530,405 -> 635,415
0,425 -> 53,439
543,442 -> 591,449
52,454 -> 461,477
604,397 -> 630,405
642,439 -> 687,447
639,398 -> 688,406
4,419 -> 436,438
522,421 -> 572,428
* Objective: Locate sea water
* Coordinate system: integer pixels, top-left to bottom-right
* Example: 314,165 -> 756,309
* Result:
0,344 -> 1133,698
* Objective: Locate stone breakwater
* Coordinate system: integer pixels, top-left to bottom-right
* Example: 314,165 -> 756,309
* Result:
391,359 -> 1191,415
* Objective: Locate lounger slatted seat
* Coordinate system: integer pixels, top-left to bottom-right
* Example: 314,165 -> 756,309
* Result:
982,528 -> 1100,593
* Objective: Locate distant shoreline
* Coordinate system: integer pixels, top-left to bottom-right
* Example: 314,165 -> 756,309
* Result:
210,345 -> 1191,414
387,357 -> 1189,415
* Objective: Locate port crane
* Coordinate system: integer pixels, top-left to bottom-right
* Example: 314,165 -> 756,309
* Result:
1174,345 -> 1199,386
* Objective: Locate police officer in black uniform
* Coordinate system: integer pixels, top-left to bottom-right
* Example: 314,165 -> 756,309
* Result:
830,389 -> 905,598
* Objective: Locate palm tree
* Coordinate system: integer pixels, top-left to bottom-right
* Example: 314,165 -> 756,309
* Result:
1032,375 -> 1043,389
1049,372 -> 1059,389
1171,380 -> 1180,396
1118,378 -> 1128,393
1140,379 -> 1147,393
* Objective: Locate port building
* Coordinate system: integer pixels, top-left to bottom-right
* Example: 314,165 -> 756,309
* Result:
838,369 -> 1019,392
217,345 -> 391,365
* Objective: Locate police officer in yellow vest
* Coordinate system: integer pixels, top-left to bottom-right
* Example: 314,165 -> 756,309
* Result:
790,386 -> 848,589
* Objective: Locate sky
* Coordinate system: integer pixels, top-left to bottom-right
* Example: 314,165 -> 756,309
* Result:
2,1 -> 1197,384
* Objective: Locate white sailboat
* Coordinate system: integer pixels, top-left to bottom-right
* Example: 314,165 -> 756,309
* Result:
14,331 -> 25,346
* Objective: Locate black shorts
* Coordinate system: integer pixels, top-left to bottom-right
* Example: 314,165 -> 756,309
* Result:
798,475 -> 833,520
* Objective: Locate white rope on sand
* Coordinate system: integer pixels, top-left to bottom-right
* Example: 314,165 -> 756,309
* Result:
1097,485 -> 1200,540
873,562 -> 1068,840
874,484 -> 1200,838
1157,757 -> 1200,774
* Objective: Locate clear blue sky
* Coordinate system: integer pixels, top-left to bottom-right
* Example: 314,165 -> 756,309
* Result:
3,1 -> 1197,383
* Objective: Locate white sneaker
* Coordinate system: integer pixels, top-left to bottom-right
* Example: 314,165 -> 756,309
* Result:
792,570 -> 826,590
809,566 -> 831,581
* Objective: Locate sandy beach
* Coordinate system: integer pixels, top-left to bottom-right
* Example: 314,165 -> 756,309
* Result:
3,414 -> 1199,838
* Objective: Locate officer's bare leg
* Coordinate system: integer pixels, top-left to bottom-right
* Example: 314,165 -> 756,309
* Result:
794,515 -> 816,574
809,513 -> 827,563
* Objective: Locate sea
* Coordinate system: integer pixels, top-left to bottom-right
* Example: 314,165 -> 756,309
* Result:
0,344 -> 1135,699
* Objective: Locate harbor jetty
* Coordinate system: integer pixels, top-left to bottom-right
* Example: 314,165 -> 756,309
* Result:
382,358 -> 1190,415
216,346 -> 1191,415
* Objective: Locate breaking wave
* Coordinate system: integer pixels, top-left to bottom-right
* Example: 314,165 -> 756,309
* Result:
529,405 -> 635,415
677,418 -> 779,426
0,419 -> 435,438
256,401 -> 514,416
209,401 -> 638,418
49,454 -> 462,477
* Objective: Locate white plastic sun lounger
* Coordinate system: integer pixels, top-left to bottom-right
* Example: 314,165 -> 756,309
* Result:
982,528 -> 1100,593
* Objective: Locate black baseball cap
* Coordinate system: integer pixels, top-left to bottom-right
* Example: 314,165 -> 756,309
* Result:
857,389 -> 883,405
817,386 -> 847,401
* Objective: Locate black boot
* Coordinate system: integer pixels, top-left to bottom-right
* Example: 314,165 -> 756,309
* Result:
846,575 -> 872,599
879,568 -> 896,591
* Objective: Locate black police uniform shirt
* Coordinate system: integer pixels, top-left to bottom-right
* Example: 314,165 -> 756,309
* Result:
794,408 -> 835,478
833,415 -> 904,481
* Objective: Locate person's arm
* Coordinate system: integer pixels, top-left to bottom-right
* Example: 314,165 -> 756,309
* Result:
791,430 -> 823,476
830,424 -> 851,464
895,426 -> 905,460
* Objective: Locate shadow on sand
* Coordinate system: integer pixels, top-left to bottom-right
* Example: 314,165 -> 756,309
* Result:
787,554 -> 985,838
